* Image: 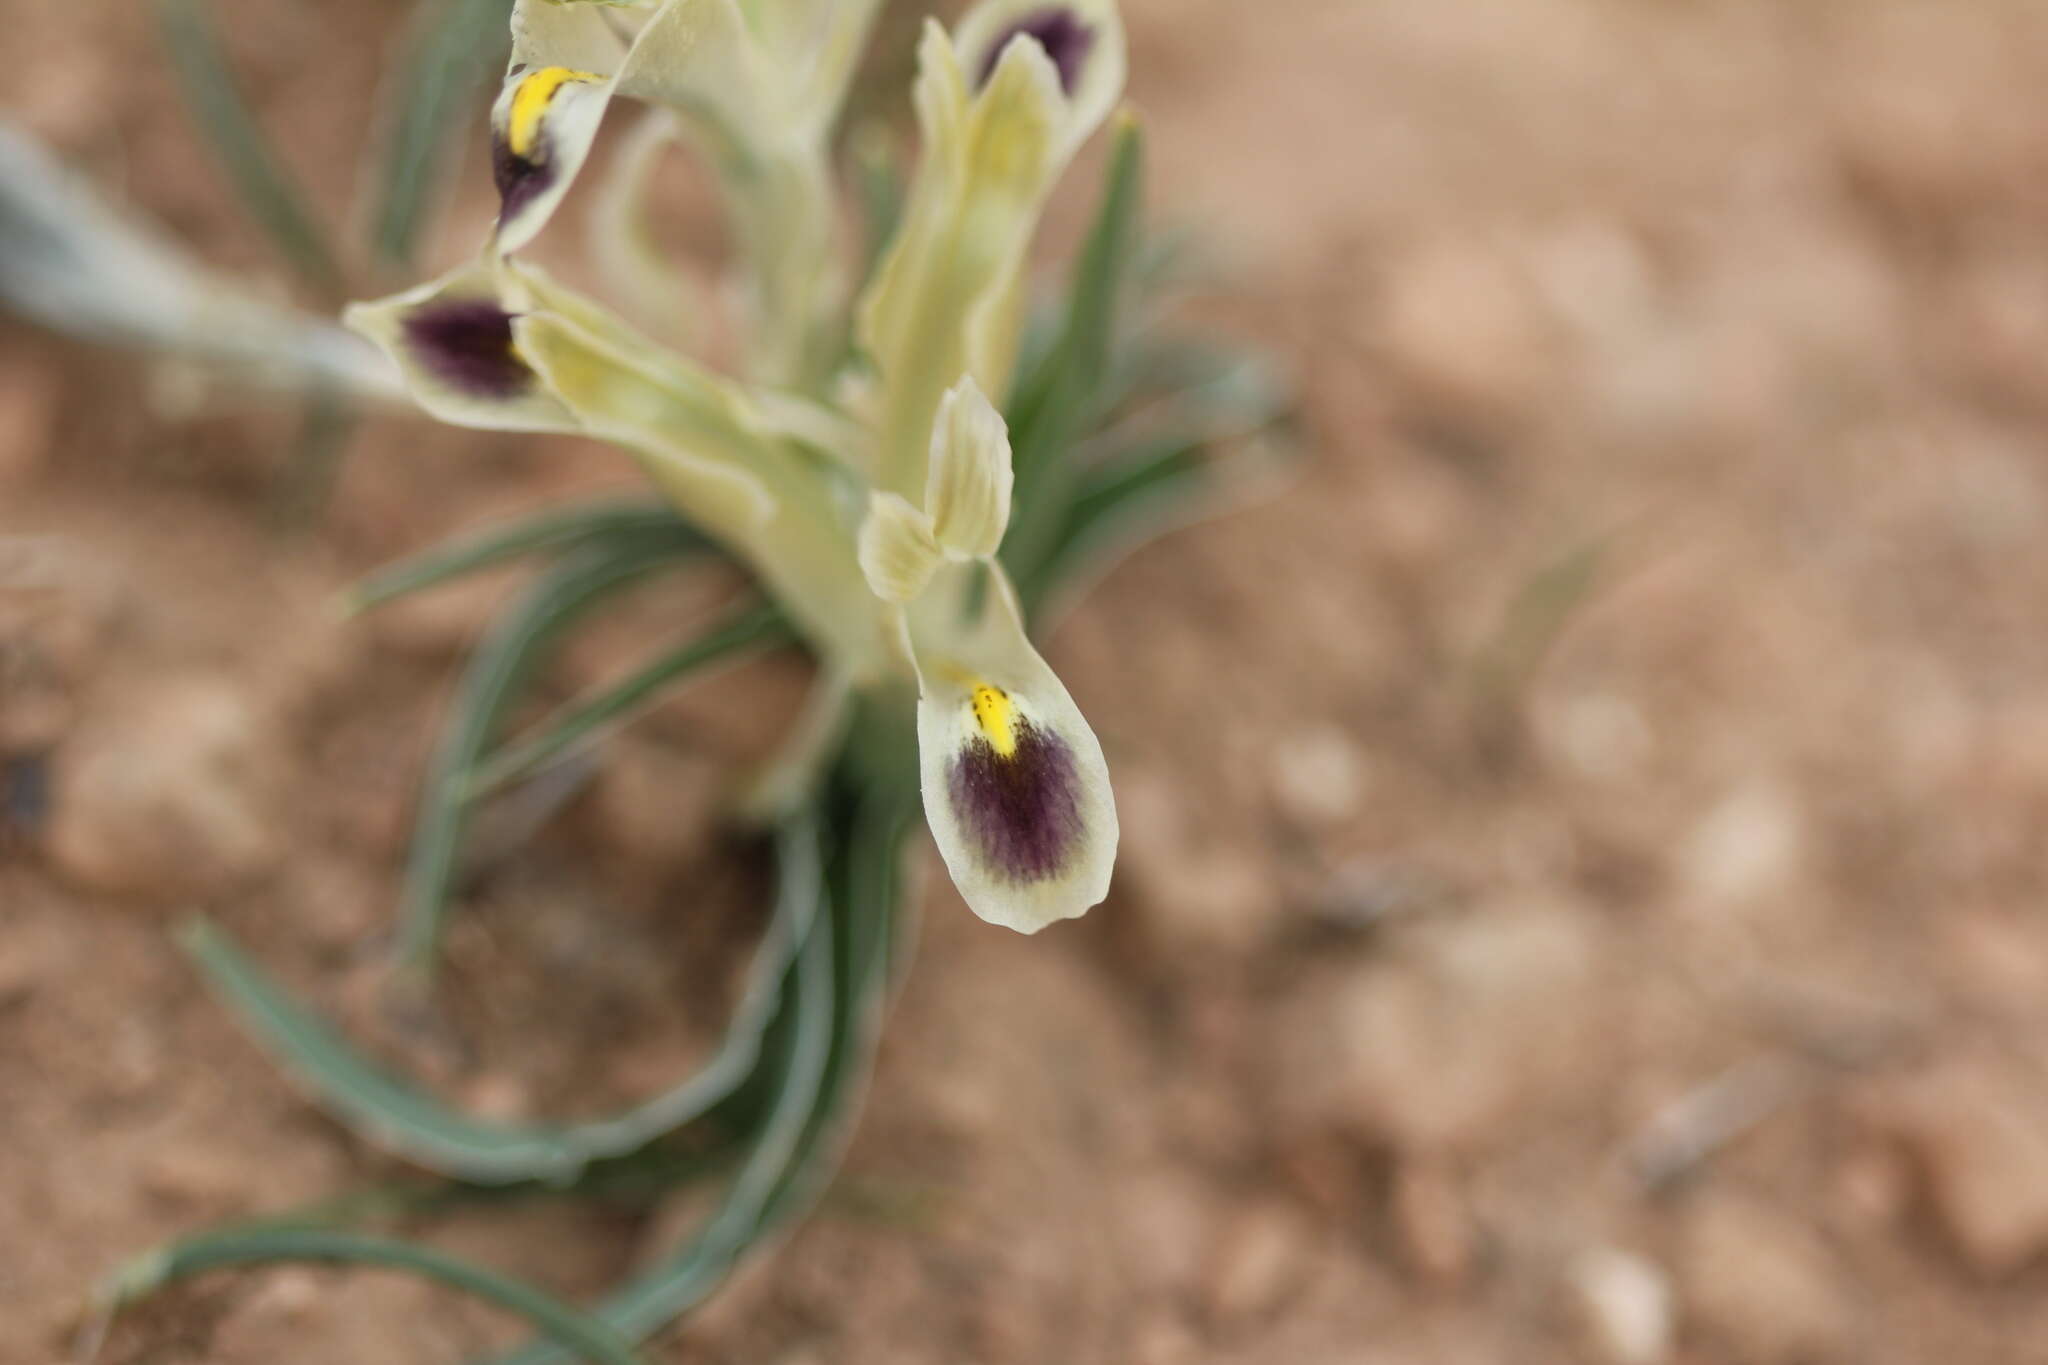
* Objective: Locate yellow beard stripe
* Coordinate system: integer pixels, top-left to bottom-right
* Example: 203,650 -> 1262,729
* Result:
970,684 -> 1019,759
507,67 -> 602,160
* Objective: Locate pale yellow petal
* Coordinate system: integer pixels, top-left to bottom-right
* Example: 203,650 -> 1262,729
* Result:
858,492 -> 944,604
858,27 -> 1063,505
925,376 -> 1013,560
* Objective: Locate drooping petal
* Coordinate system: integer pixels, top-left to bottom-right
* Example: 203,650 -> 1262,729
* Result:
503,0 -> 861,386
908,561 -> 1116,932
858,23 -> 1065,504
858,491 -> 943,605
494,0 -> 762,253
490,59 -> 618,252
953,0 -> 1126,162
925,375 -> 1013,561
342,262 -> 577,432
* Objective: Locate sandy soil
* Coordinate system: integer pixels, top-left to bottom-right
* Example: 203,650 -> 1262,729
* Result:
10,0 -> 2048,1361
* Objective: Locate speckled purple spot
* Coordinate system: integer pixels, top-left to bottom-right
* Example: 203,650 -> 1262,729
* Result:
401,299 -> 531,399
493,138 -> 556,229
948,720 -> 1083,884
976,7 -> 1096,96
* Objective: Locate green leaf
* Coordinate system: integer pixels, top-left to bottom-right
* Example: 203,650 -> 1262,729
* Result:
483,736 -> 921,1364
155,0 -> 346,295
758,765 -> 920,1223
1015,331 -> 1293,616
1020,403 -> 1298,619
468,601 -> 794,799
1002,113 -> 1146,593
96,1226 -> 645,1365
368,0 -> 515,267
398,532 -> 707,975
343,499 -> 695,615
485,816 -> 844,1365
1006,113 -> 1145,462
178,818 -> 822,1184
1017,432 -> 1205,612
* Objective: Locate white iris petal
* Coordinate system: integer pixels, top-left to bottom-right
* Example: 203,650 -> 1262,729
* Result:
908,562 -> 1117,933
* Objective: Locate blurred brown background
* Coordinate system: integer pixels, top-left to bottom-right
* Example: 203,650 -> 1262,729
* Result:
8,0 -> 2048,1361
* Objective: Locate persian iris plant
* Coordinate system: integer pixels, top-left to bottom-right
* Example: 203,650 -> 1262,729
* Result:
352,0 -> 1126,933
88,0 -> 1284,1357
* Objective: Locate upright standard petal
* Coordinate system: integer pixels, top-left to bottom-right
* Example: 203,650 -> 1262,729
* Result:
925,376 -> 1013,561
908,562 -> 1116,932
858,23 -> 1065,505
343,262 -> 577,432
490,60 -> 617,252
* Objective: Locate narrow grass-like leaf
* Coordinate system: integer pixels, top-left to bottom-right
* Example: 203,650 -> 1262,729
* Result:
1019,421 -> 1300,619
757,769 -> 920,1228
1083,346 -> 1289,472
97,1227 -> 644,1365
399,533 -> 711,974
179,819 -> 819,1183
485,722 -> 921,1365
343,500 -> 694,615
155,0 -> 346,296
1002,113 -> 1146,590
1018,335 -> 1292,615
1015,433 -> 1195,613
468,601 -> 794,799
0,126 -> 400,399
1007,113 -> 1145,459
369,0 -> 515,266
486,823 -> 842,1365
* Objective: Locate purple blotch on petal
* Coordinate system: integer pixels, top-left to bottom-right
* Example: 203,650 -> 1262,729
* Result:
493,139 -> 556,229
976,6 -> 1097,96
402,299 -> 531,400
947,719 -> 1084,884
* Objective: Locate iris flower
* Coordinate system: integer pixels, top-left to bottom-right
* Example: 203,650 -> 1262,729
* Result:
348,0 -> 1126,933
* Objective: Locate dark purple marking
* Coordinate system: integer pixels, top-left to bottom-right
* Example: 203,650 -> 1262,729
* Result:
947,719 -> 1083,884
975,7 -> 1097,96
401,299 -> 531,400
493,138 -> 556,229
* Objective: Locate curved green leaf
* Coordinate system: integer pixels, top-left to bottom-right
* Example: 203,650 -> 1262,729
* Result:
1002,115 -> 1147,590
369,0 -> 515,266
467,601 -> 794,799
343,500 -> 694,615
485,830 -> 842,1365
484,733 -> 921,1364
98,1227 -> 644,1365
398,533 -> 707,974
179,820 -> 823,1184
156,0 -> 345,295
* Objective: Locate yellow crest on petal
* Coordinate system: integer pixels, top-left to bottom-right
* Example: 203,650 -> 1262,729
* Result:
506,67 -> 605,159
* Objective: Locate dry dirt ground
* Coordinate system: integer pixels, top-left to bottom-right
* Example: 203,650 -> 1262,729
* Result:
9,0 -> 2048,1361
